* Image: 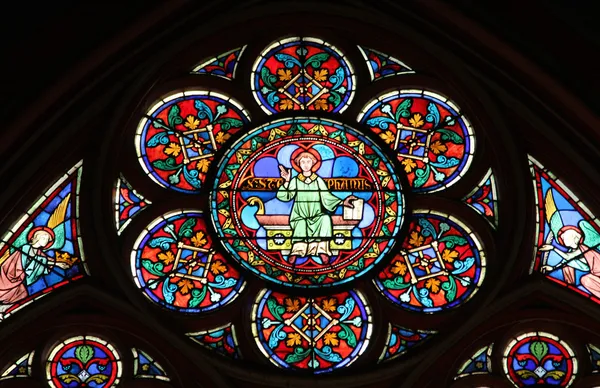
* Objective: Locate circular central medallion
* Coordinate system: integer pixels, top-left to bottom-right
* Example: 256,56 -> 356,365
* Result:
211,118 -> 404,288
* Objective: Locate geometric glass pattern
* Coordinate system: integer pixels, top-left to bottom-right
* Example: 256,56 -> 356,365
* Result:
46,335 -> 122,388
131,210 -> 245,313
357,45 -> 414,81
0,351 -> 34,380
358,90 -> 475,193
132,348 -> 170,381
210,117 -> 404,288
587,344 -> 600,373
251,37 -> 355,114
0,161 -> 87,320
187,323 -> 241,359
464,168 -> 498,228
502,331 -> 577,387
375,211 -> 486,313
135,90 -> 250,193
114,174 -> 151,235
454,343 -> 493,380
191,46 -> 247,80
530,156 -> 600,304
378,323 -> 435,363
252,288 -> 372,374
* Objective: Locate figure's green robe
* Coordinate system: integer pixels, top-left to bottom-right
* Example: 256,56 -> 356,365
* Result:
277,173 -> 342,243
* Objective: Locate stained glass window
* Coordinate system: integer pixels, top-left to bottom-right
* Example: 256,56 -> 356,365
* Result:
374,211 -> 485,313
119,32 -> 489,377
252,288 -> 371,373
187,323 -> 241,359
191,46 -> 247,80
114,174 -> 151,235
358,90 -> 475,193
379,324 -> 435,363
0,351 -> 34,380
132,348 -> 170,381
530,156 -> 600,304
46,335 -> 122,388
464,168 -> 499,228
455,343 -> 493,379
135,90 -> 250,193
586,344 -> 600,373
251,37 -> 355,114
357,46 -> 414,81
502,332 -> 577,387
131,210 -> 244,313
210,117 -> 404,288
0,161 -> 86,320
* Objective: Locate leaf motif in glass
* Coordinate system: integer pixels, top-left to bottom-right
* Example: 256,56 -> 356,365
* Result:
131,210 -> 245,313
251,37 -> 355,114
136,91 -> 250,193
503,332 -> 576,387
374,211 -> 486,313
46,335 -> 122,388
252,288 -> 371,373
358,90 -> 475,193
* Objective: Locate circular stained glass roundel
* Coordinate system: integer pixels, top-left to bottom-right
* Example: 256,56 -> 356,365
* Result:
359,90 -> 475,193
252,288 -> 372,373
136,90 -> 250,193
131,210 -> 245,313
374,211 -> 485,313
251,37 -> 355,114
503,332 -> 577,387
210,117 -> 404,288
47,335 -> 122,388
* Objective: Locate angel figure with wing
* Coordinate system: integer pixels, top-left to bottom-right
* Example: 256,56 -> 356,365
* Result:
539,190 -> 600,299
0,193 -> 77,313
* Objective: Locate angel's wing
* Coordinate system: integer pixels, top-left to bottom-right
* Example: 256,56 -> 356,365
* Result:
544,189 -> 563,238
580,220 -> 600,249
47,193 -> 71,251
47,193 -> 70,230
0,222 -> 33,266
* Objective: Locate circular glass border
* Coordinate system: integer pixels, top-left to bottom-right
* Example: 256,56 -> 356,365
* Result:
210,116 -> 405,289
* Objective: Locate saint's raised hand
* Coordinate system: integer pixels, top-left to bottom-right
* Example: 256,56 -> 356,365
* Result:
343,195 -> 358,208
279,165 -> 291,182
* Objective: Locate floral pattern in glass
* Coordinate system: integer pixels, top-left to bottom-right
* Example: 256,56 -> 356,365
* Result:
502,332 -> 577,387
252,37 -> 355,114
131,210 -> 245,313
358,90 -> 475,193
252,288 -> 371,373
136,91 -> 250,193
375,211 -> 485,313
